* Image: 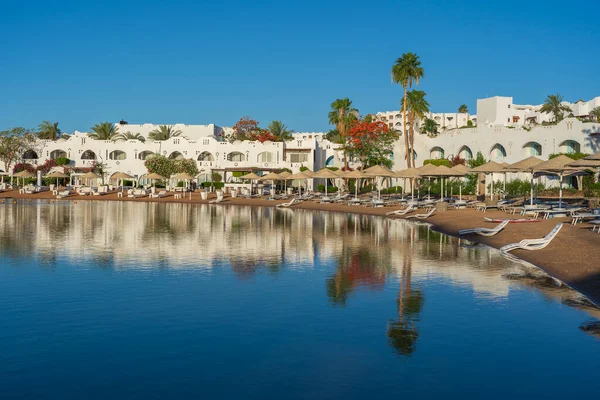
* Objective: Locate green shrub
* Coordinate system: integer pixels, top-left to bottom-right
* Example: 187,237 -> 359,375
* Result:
317,184 -> 338,193
584,182 -> 600,197
360,184 -> 376,193
122,179 -> 135,186
383,186 -> 403,194
548,152 -> 589,160
201,182 -> 224,189
232,171 -> 250,178
299,166 -> 309,172
54,157 -> 71,166
467,120 -> 474,127
423,159 -> 451,167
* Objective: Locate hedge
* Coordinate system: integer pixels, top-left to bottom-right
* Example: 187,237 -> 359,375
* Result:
317,184 -> 338,193
423,159 -> 451,167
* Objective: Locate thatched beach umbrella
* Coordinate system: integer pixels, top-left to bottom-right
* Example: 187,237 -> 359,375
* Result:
14,170 -> 36,187
241,172 -> 261,195
344,169 -> 368,199
112,172 -> 134,195
45,171 -> 68,188
80,171 -> 101,187
532,155 -> 584,207
314,168 -> 341,197
505,156 -> 543,205
364,165 -> 395,199
470,161 -> 506,200
427,165 -> 464,200
144,172 -> 165,190
278,170 -> 292,193
289,171 -> 311,196
396,168 -> 421,199
260,172 -> 283,194
172,172 -> 196,199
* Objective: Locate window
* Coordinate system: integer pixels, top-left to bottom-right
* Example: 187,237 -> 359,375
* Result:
508,104 -> 511,109
257,152 -> 273,163
203,139 -> 210,145
289,153 -> 308,163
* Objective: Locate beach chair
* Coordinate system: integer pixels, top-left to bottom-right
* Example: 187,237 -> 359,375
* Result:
458,219 -> 509,237
333,193 -> 349,203
386,205 -> 416,216
405,208 -> 436,220
77,187 -> 92,196
209,191 -> 224,204
276,198 -> 300,208
499,224 -> 562,253
93,186 -> 108,196
56,190 -> 71,199
150,190 -> 167,198
589,220 -> 600,232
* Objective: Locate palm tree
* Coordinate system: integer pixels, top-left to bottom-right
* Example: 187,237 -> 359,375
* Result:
401,90 -> 429,152
148,125 -> 183,141
540,94 -> 572,123
328,98 -> 358,170
37,121 -> 61,140
267,120 -> 294,141
590,106 -> 600,122
115,131 -> 146,142
421,118 -> 438,137
458,104 -> 469,128
88,122 -> 119,140
392,52 -> 424,168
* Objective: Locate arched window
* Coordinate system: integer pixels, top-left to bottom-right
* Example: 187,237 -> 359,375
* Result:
109,150 -> 127,160
198,151 -> 215,161
50,150 -> 67,159
522,141 -> 542,157
227,151 -> 245,162
138,151 -> 156,160
81,150 -> 96,160
325,155 -> 334,166
489,143 -> 507,161
429,146 -> 445,159
168,151 -> 184,160
395,122 -> 402,127
457,145 -> 473,160
559,140 -> 580,154
22,149 -> 39,159
257,152 -> 273,163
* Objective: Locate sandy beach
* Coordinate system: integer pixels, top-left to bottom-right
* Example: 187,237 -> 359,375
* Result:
2,188 -> 599,304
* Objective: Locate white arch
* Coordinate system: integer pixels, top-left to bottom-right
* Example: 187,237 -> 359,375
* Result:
138,151 -> 155,160
429,146 -> 445,159
81,150 -> 96,160
522,141 -> 542,157
198,151 -> 215,161
559,140 -> 581,154
168,151 -> 184,160
489,143 -> 507,161
457,145 -> 473,160
50,149 -> 67,159
227,152 -> 245,162
22,149 -> 39,159
109,150 -> 127,160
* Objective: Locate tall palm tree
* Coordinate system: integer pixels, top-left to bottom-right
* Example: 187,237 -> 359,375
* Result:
458,104 -> 469,128
401,90 -> 429,153
148,125 -> 183,141
590,106 -> 600,122
392,52 -> 424,168
540,94 -> 572,123
115,131 -> 146,142
88,122 -> 119,140
328,98 -> 358,170
37,121 -> 61,140
267,120 -> 294,141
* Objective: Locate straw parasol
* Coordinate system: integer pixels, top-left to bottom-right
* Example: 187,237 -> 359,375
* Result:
14,170 -> 36,178
144,172 -> 165,191
364,165 -> 395,199
532,155 -> 585,206
426,165 -> 465,200
504,156 -> 543,205
289,171 -> 311,196
314,168 -> 342,197
567,152 -> 600,168
241,172 -> 261,195
344,169 -> 368,199
396,168 -> 421,199
277,170 -> 293,193
112,172 -> 134,195
172,172 -> 196,199
260,172 -> 283,194
471,161 -> 506,200
45,171 -> 68,188
80,171 -> 100,187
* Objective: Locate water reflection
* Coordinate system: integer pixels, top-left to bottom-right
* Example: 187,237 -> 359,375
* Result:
1,200 -> 599,351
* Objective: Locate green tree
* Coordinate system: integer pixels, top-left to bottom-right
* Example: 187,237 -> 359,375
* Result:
421,118 -> 438,137
540,94 -> 572,122
0,127 -> 38,172
267,120 -> 294,141
37,121 -> 61,140
148,125 -> 183,141
392,52 -> 424,168
328,98 -> 358,170
468,151 -> 486,168
115,131 -> 146,142
89,122 -> 119,140
590,106 -> 600,122
401,90 -> 429,151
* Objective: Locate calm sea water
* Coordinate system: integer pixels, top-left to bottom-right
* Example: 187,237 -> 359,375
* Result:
0,200 -> 599,399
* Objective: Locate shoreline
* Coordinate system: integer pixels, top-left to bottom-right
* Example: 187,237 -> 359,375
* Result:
2,189 -> 600,304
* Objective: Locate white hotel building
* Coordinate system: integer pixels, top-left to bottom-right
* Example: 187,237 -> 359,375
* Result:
19,95 -> 600,186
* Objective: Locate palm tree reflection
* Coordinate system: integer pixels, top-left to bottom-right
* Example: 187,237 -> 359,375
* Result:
387,237 -> 424,356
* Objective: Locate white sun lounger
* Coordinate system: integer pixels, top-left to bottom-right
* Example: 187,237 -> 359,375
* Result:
499,224 -> 562,253
459,219 -> 509,237
386,205 -> 416,216
209,192 -> 224,204
405,208 -> 436,219
150,190 -> 167,198
56,190 -> 71,199
276,198 -> 300,208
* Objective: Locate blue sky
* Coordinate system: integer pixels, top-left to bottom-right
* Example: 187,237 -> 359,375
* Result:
1,0 -> 599,133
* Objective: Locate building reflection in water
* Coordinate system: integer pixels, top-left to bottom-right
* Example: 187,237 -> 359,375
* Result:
1,200 -> 599,353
